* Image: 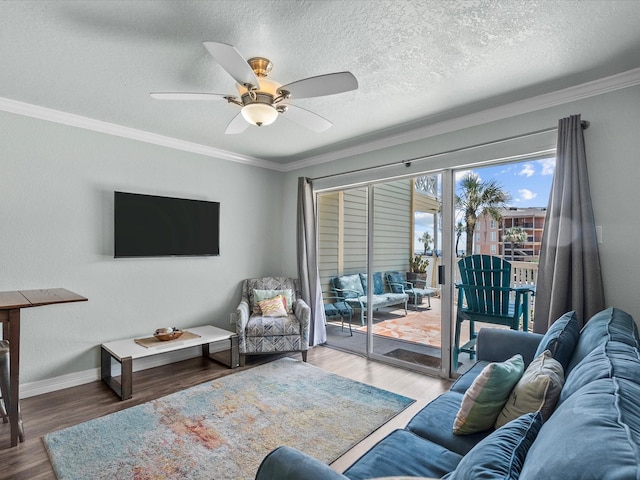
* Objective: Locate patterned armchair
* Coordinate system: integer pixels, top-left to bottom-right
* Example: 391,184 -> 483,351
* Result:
234,277 -> 311,366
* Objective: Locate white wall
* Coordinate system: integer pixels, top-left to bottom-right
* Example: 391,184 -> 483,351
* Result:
282,84 -> 640,323
0,110 -> 284,384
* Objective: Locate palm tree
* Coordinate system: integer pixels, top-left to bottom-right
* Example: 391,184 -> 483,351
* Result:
503,226 -> 527,261
455,173 -> 511,256
419,231 -> 433,255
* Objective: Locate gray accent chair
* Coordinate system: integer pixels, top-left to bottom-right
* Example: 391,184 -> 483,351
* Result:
234,277 -> 310,366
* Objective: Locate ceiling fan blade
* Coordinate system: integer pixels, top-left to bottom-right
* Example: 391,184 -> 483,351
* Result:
280,72 -> 358,99
150,93 -> 228,100
225,112 -> 250,134
203,41 -> 259,88
281,104 -> 332,132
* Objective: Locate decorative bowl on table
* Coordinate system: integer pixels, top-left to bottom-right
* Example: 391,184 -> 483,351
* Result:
154,327 -> 183,341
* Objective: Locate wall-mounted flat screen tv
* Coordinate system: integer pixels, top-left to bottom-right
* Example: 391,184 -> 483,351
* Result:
114,191 -> 220,258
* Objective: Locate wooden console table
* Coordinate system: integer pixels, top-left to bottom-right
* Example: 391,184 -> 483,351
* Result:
101,325 -> 239,400
0,288 -> 87,447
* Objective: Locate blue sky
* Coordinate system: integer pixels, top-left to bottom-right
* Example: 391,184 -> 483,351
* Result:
414,157 -> 556,252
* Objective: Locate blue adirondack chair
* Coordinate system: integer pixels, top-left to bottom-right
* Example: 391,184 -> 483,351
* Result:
454,255 -> 532,367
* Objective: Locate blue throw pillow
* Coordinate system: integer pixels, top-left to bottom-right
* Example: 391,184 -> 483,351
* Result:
534,311 -> 580,371
444,412 -> 543,480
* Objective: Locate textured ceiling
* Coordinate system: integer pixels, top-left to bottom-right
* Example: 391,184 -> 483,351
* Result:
2,0 -> 640,165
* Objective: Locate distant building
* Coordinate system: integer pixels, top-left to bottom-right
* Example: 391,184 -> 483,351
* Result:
475,207 -> 547,262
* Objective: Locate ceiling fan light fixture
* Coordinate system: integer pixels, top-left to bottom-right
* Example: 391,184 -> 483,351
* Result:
241,103 -> 278,127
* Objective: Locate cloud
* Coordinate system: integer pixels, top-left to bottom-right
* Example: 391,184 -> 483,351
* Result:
455,169 -> 476,182
518,189 -> 537,201
518,163 -> 535,177
539,158 -> 556,175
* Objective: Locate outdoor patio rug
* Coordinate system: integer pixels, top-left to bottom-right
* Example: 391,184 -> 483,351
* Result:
43,357 -> 414,480
357,311 -> 443,348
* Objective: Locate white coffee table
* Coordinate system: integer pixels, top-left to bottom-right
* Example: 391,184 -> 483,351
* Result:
101,325 -> 238,400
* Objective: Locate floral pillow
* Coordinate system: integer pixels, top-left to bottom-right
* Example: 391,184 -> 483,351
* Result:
258,295 -> 288,317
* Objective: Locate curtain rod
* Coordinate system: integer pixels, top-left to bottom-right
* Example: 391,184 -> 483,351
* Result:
310,120 -> 589,182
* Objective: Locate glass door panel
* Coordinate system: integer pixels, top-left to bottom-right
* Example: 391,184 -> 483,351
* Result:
319,186 -> 368,354
369,176 -> 447,375
451,158 -> 554,374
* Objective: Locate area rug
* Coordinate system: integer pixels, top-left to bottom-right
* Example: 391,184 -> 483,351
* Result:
43,358 -> 414,480
356,312 -> 442,348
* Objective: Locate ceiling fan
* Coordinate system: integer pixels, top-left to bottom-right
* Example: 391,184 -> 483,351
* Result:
151,41 -> 358,134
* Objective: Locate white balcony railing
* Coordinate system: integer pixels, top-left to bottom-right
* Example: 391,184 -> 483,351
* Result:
510,261 -> 538,288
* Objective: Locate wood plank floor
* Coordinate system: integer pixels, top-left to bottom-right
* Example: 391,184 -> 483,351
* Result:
0,346 -> 451,479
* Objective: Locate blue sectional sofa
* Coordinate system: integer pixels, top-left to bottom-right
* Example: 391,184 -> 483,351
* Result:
255,307 -> 640,479
330,272 -> 408,326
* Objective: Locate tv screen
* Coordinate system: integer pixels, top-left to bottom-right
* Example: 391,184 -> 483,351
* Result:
114,191 -> 220,258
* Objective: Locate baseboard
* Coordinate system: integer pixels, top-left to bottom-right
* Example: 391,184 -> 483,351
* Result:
20,340 -> 231,399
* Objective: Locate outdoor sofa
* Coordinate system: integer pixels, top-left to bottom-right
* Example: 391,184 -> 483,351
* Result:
330,273 -> 408,326
255,306 -> 640,479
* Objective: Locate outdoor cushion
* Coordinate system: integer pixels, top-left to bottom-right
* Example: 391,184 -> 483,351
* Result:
383,292 -> 408,304
495,350 -> 564,427
520,378 -> 640,480
359,272 -> 385,295
342,429 -> 462,480
444,412 -> 543,480
324,301 -> 351,318
567,307 -> 639,373
534,310 -> 580,371
406,391 -> 492,456
386,272 -> 405,294
453,354 -> 524,435
334,274 -> 365,298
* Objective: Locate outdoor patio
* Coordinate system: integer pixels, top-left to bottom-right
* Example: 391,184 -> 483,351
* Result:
325,296 -> 499,373
325,282 -> 535,374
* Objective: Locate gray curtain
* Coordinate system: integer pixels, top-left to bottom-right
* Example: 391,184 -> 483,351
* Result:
533,114 -> 605,332
297,177 -> 327,345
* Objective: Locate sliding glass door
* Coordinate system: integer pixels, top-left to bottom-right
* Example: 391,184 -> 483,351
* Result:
319,173 -> 453,376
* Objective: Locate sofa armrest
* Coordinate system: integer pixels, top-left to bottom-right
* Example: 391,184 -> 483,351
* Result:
476,328 -> 543,366
255,446 -> 348,480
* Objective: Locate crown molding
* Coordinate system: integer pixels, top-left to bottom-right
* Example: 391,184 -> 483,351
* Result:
282,66 -> 640,172
2,66 -> 640,173
0,96 -> 288,172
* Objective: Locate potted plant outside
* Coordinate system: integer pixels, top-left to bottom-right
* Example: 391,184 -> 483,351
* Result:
407,255 -> 429,302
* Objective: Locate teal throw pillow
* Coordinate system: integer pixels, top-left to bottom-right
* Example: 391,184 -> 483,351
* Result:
453,354 -> 525,435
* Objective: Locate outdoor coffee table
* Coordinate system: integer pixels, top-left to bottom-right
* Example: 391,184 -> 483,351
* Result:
101,325 -> 238,400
